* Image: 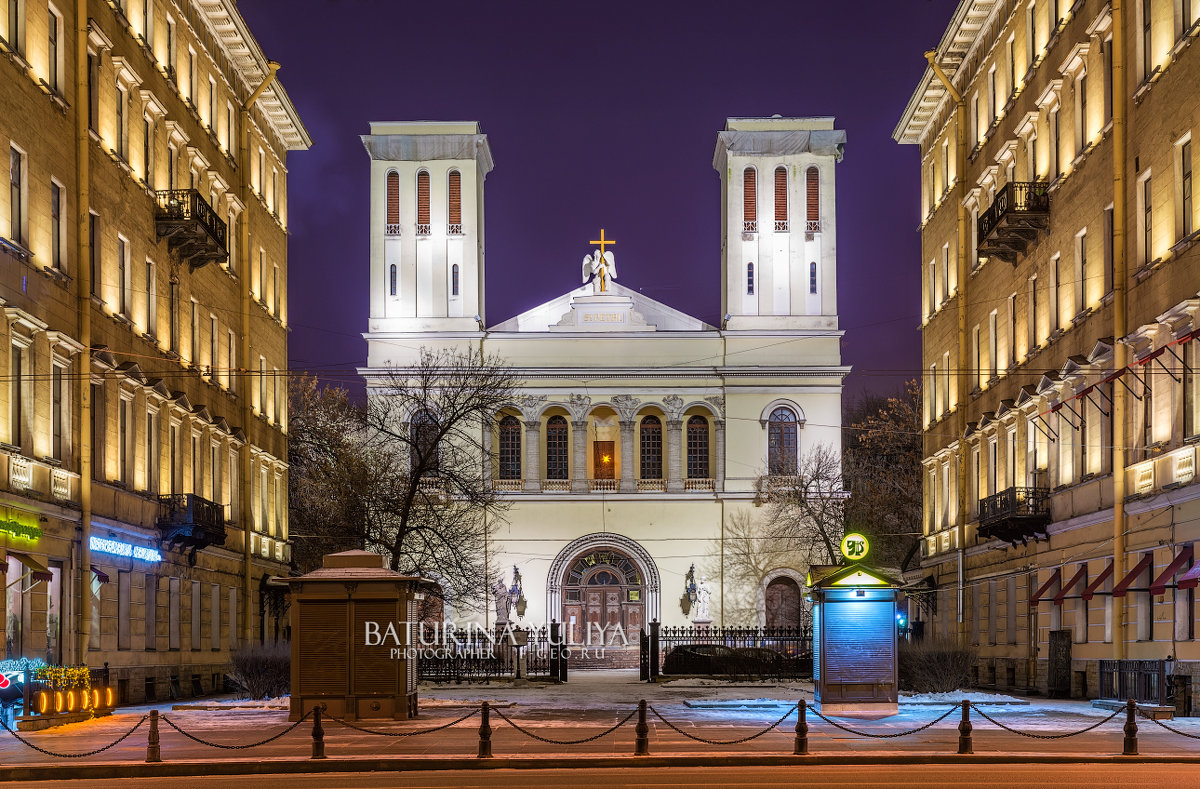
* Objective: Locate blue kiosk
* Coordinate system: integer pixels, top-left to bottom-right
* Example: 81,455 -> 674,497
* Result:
808,533 -> 902,716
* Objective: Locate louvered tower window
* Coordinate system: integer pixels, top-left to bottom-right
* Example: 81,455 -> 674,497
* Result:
498,415 -> 521,480
385,170 -> 400,235
447,170 -> 462,234
774,166 -> 788,231
686,415 -> 709,479
416,171 -> 430,235
742,167 -> 757,232
809,262 -> 817,294
640,416 -> 662,480
389,264 -> 397,296
805,167 -> 820,231
451,264 -> 460,296
746,262 -> 754,295
545,416 -> 569,480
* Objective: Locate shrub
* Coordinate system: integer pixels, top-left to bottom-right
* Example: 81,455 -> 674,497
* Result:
228,643 -> 290,699
898,639 -> 976,693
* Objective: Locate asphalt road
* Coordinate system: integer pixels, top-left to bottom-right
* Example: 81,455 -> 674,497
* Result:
13,764 -> 1199,788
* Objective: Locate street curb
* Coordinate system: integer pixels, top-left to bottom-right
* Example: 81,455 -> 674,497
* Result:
2,752 -> 1199,780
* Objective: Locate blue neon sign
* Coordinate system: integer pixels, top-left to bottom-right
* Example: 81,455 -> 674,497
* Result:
89,536 -> 163,562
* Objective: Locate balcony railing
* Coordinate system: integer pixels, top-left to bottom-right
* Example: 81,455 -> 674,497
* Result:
742,220 -> 757,233
154,189 -> 228,270
588,479 -> 618,492
774,220 -> 789,232
978,486 -> 1051,545
416,223 -> 431,236
805,219 -> 821,233
684,478 -> 715,492
448,223 -> 463,235
385,223 -> 401,236
492,478 -> 523,492
157,493 -> 226,553
637,479 -> 666,492
976,181 -> 1050,264
542,479 -> 570,492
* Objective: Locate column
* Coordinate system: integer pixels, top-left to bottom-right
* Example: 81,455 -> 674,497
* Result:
524,420 -> 541,492
714,419 -> 726,492
666,419 -> 683,493
619,421 -> 636,493
571,420 -> 588,493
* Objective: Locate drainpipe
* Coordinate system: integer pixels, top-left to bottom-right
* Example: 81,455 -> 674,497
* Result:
925,51 -> 970,647
1110,0 -> 1128,661
239,61 -> 281,646
75,0 -> 94,665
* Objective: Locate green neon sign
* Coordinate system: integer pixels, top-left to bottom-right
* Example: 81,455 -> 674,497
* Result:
0,519 -> 42,542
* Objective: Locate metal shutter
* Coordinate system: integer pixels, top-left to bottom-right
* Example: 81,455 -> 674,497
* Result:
806,167 -> 820,222
417,171 -> 430,225
298,602 -> 347,693
823,600 -> 893,683
386,171 -> 399,224
743,168 -> 757,225
448,171 -> 461,225
774,167 -> 787,222
353,601 -> 397,694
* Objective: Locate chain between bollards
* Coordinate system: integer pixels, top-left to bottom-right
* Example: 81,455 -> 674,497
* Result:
310,704 -> 326,759
794,698 -> 808,755
1123,698 -> 1138,756
145,709 -> 161,763
957,699 -> 973,754
635,699 -> 649,756
478,700 -> 493,758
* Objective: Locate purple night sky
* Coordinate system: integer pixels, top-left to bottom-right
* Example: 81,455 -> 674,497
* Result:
237,0 -> 959,401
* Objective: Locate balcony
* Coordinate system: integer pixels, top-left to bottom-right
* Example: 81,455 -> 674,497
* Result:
976,181 -> 1050,264
154,190 -> 228,271
491,478 -> 523,492
157,493 -> 226,553
542,479 -> 571,492
588,479 -> 618,492
978,486 -> 1051,545
684,478 -> 715,492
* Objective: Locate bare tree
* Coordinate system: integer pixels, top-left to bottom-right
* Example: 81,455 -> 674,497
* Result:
756,443 -> 847,566
704,510 -> 810,626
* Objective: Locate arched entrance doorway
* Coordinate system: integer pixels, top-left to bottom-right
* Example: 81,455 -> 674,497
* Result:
561,549 -> 643,646
764,576 -> 803,629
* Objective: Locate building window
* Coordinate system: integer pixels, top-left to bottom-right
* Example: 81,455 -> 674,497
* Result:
168,278 -> 179,353
209,315 -> 218,378
1142,174 -> 1154,264
686,415 -> 709,479
207,76 -> 216,129
774,166 -> 787,230
1143,371 -> 1155,448
448,169 -> 462,233
143,116 -> 154,184
809,262 -> 817,294
545,415 -> 568,480
5,0 -> 22,52
190,298 -> 199,363
116,85 -> 128,159
1051,107 -> 1061,178
385,170 -> 399,234
258,356 -> 266,413
746,262 -> 754,295
1181,139 -> 1193,238
227,330 -> 235,392
1074,231 -> 1087,314
145,574 -> 157,650
416,170 -> 430,234
272,263 -> 279,313
51,363 -> 66,460
147,410 -> 159,492
451,264 -> 459,297
639,415 -> 662,480
411,410 -> 439,477
49,181 -> 63,270
1104,206 -> 1115,293
118,571 -> 131,650
742,167 -> 756,232
806,166 -> 820,229
1186,340 -> 1200,439
497,415 -> 521,480
988,310 -> 998,379
146,260 -> 157,336
8,145 -> 24,246
1077,72 -> 1088,148
767,407 -> 798,475
389,264 -> 397,296
118,397 -> 131,483
117,237 -> 129,316
1143,0 -> 1153,80
47,7 -> 60,91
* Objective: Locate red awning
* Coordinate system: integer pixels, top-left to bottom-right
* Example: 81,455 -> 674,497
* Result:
1112,553 -> 1154,598
1029,568 -> 1062,608
1150,546 -> 1194,595
6,551 -> 52,582
1179,561 -> 1200,591
1053,566 -> 1089,606
1082,562 -> 1114,600
1103,369 -> 1127,384
91,565 -> 110,584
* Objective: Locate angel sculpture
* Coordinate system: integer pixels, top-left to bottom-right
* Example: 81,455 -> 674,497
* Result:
581,249 -> 617,294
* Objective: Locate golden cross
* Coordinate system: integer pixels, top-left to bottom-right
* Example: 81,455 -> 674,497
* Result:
589,228 -> 616,255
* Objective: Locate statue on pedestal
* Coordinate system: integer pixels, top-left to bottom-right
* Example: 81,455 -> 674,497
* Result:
693,577 -> 712,623
493,578 -> 511,624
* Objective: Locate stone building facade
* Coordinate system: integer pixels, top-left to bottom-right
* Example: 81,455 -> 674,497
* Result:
0,0 -> 308,702
895,0 -> 1200,696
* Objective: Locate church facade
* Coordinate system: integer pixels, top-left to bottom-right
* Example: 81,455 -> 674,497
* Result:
359,118 -> 848,636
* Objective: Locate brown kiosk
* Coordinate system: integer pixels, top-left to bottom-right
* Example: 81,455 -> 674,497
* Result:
286,550 -> 425,721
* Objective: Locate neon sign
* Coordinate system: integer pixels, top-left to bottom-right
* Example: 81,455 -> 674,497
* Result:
89,536 -> 163,562
0,518 -> 41,541
839,532 -> 869,562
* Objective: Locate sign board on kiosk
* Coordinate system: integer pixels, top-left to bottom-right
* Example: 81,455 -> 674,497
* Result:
807,533 -> 902,716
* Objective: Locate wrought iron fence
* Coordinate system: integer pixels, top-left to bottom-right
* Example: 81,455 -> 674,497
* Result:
1099,659 -> 1169,707
417,625 -> 564,683
644,624 -> 813,681
976,180 -> 1050,241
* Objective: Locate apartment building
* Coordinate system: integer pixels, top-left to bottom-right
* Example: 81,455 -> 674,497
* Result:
0,0 -> 309,702
895,0 -> 1200,698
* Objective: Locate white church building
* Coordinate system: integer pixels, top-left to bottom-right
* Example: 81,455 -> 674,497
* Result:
359,117 -> 849,639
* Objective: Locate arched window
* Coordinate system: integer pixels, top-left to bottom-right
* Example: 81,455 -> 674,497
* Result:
545,416 -> 568,480
809,262 -> 817,294
447,169 -> 462,234
774,166 -> 788,231
742,167 -> 757,232
498,415 -> 521,480
746,262 -> 754,295
686,415 -> 709,479
639,415 -> 662,480
805,166 -> 820,230
385,170 -> 400,235
768,407 -> 798,475
411,410 -> 440,477
451,264 -> 460,296
389,264 -> 397,296
416,170 -> 430,234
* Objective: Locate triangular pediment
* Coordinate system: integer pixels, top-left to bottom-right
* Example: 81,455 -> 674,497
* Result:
490,282 -> 713,332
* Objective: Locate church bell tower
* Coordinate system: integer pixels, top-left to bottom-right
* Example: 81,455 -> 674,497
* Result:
362,122 -> 494,332
713,117 -> 845,330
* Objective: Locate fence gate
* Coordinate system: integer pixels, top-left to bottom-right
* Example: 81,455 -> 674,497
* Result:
1048,629 -> 1072,698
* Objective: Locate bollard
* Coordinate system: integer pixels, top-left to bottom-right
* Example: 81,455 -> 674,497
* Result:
957,700 -> 973,754
793,699 -> 808,755
310,705 -> 326,759
145,709 -> 161,763
478,701 -> 493,758
635,699 -> 649,756
1123,698 -> 1138,756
